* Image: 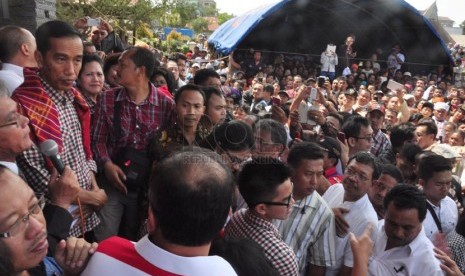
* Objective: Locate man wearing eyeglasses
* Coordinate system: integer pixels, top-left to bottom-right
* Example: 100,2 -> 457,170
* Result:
0,166 -> 97,275
225,157 -> 299,275
275,142 -> 336,276
322,152 -> 379,276
367,164 -> 403,220
342,115 -> 373,158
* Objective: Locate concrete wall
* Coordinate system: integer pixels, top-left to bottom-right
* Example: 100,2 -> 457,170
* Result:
0,0 -> 56,32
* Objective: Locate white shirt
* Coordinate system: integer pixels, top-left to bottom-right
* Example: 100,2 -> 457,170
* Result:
323,184 -> 378,276
0,63 -> 24,95
82,235 -> 237,276
0,161 -> 19,175
423,196 -> 458,241
368,220 -> 443,276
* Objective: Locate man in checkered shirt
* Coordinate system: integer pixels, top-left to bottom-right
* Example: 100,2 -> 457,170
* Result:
12,20 -> 107,238
225,157 -> 299,276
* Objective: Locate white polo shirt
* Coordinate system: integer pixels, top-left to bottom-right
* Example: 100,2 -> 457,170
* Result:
423,196 -> 458,241
368,220 -> 443,276
323,183 -> 378,276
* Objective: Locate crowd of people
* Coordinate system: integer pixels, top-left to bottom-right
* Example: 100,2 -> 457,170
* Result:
0,17 -> 465,276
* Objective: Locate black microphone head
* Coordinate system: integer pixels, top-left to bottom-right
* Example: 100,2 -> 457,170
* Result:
39,139 -> 59,157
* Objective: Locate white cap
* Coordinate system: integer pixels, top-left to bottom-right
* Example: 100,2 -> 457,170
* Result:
434,102 -> 449,111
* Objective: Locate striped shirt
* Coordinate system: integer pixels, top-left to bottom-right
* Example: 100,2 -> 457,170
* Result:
275,192 -> 336,275
225,209 -> 299,276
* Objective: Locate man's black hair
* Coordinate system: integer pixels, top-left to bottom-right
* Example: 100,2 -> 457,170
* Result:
347,152 -> 379,180
389,122 -> 417,153
238,157 -> 292,207
342,115 -> 370,139
418,154 -> 452,183
210,238 -> 279,276
417,118 -> 438,136
35,20 -> 82,55
194,69 -> 220,86
149,151 -> 233,246
384,184 -> 427,222
174,84 -> 205,104
214,120 -> 254,152
256,119 -> 288,150
125,46 -> 157,79
379,164 -> 403,184
287,142 -> 325,169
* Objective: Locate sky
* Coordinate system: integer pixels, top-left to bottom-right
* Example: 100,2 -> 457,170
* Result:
216,0 -> 465,27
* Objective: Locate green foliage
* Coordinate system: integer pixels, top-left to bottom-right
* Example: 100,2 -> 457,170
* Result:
191,17 -> 209,34
461,20 -> 465,35
57,0 -> 158,41
218,12 -> 234,25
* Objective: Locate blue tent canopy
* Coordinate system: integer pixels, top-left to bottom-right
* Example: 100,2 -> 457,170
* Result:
209,0 -> 452,72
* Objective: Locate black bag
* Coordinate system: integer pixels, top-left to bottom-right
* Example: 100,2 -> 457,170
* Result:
115,147 -> 151,191
113,91 -> 151,191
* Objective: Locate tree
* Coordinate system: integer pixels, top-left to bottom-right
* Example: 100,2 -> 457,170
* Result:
461,20 -> 465,35
57,0 -> 158,41
218,12 -> 234,25
191,17 -> 209,34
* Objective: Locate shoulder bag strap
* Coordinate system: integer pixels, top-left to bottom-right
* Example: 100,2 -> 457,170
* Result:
426,202 -> 443,233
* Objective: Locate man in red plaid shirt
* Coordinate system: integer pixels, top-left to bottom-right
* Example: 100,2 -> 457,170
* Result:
92,46 -> 174,241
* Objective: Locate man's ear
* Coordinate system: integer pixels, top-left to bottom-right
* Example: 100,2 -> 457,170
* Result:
147,207 -> 157,234
254,203 -> 267,217
347,137 -> 356,148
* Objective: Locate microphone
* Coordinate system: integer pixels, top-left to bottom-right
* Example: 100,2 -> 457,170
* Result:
39,139 -> 65,174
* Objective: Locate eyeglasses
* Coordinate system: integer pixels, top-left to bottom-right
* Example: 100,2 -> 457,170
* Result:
0,112 -> 22,129
345,167 -> 370,182
354,136 -> 373,142
255,192 -> 293,207
0,195 -> 45,238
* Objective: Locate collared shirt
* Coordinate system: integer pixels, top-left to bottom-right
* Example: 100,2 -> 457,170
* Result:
16,75 -> 99,237
0,161 -> 19,175
82,235 -> 237,275
275,192 -> 336,275
92,83 -> 174,165
423,197 -> 458,241
0,63 -> 24,95
225,209 -> 299,276
368,221 -> 443,276
322,184 -> 378,276
370,129 -> 392,156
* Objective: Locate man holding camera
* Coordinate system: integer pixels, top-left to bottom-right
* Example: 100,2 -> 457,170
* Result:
92,47 -> 174,241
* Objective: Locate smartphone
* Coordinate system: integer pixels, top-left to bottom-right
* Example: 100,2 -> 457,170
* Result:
317,76 -> 325,87
272,97 -> 281,106
337,132 -> 346,143
87,18 -> 100,27
309,88 -> 318,101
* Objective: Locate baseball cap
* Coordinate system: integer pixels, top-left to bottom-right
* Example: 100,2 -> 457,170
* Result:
434,102 -> 449,112
191,63 -> 200,68
431,144 -> 460,159
278,90 -> 290,98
